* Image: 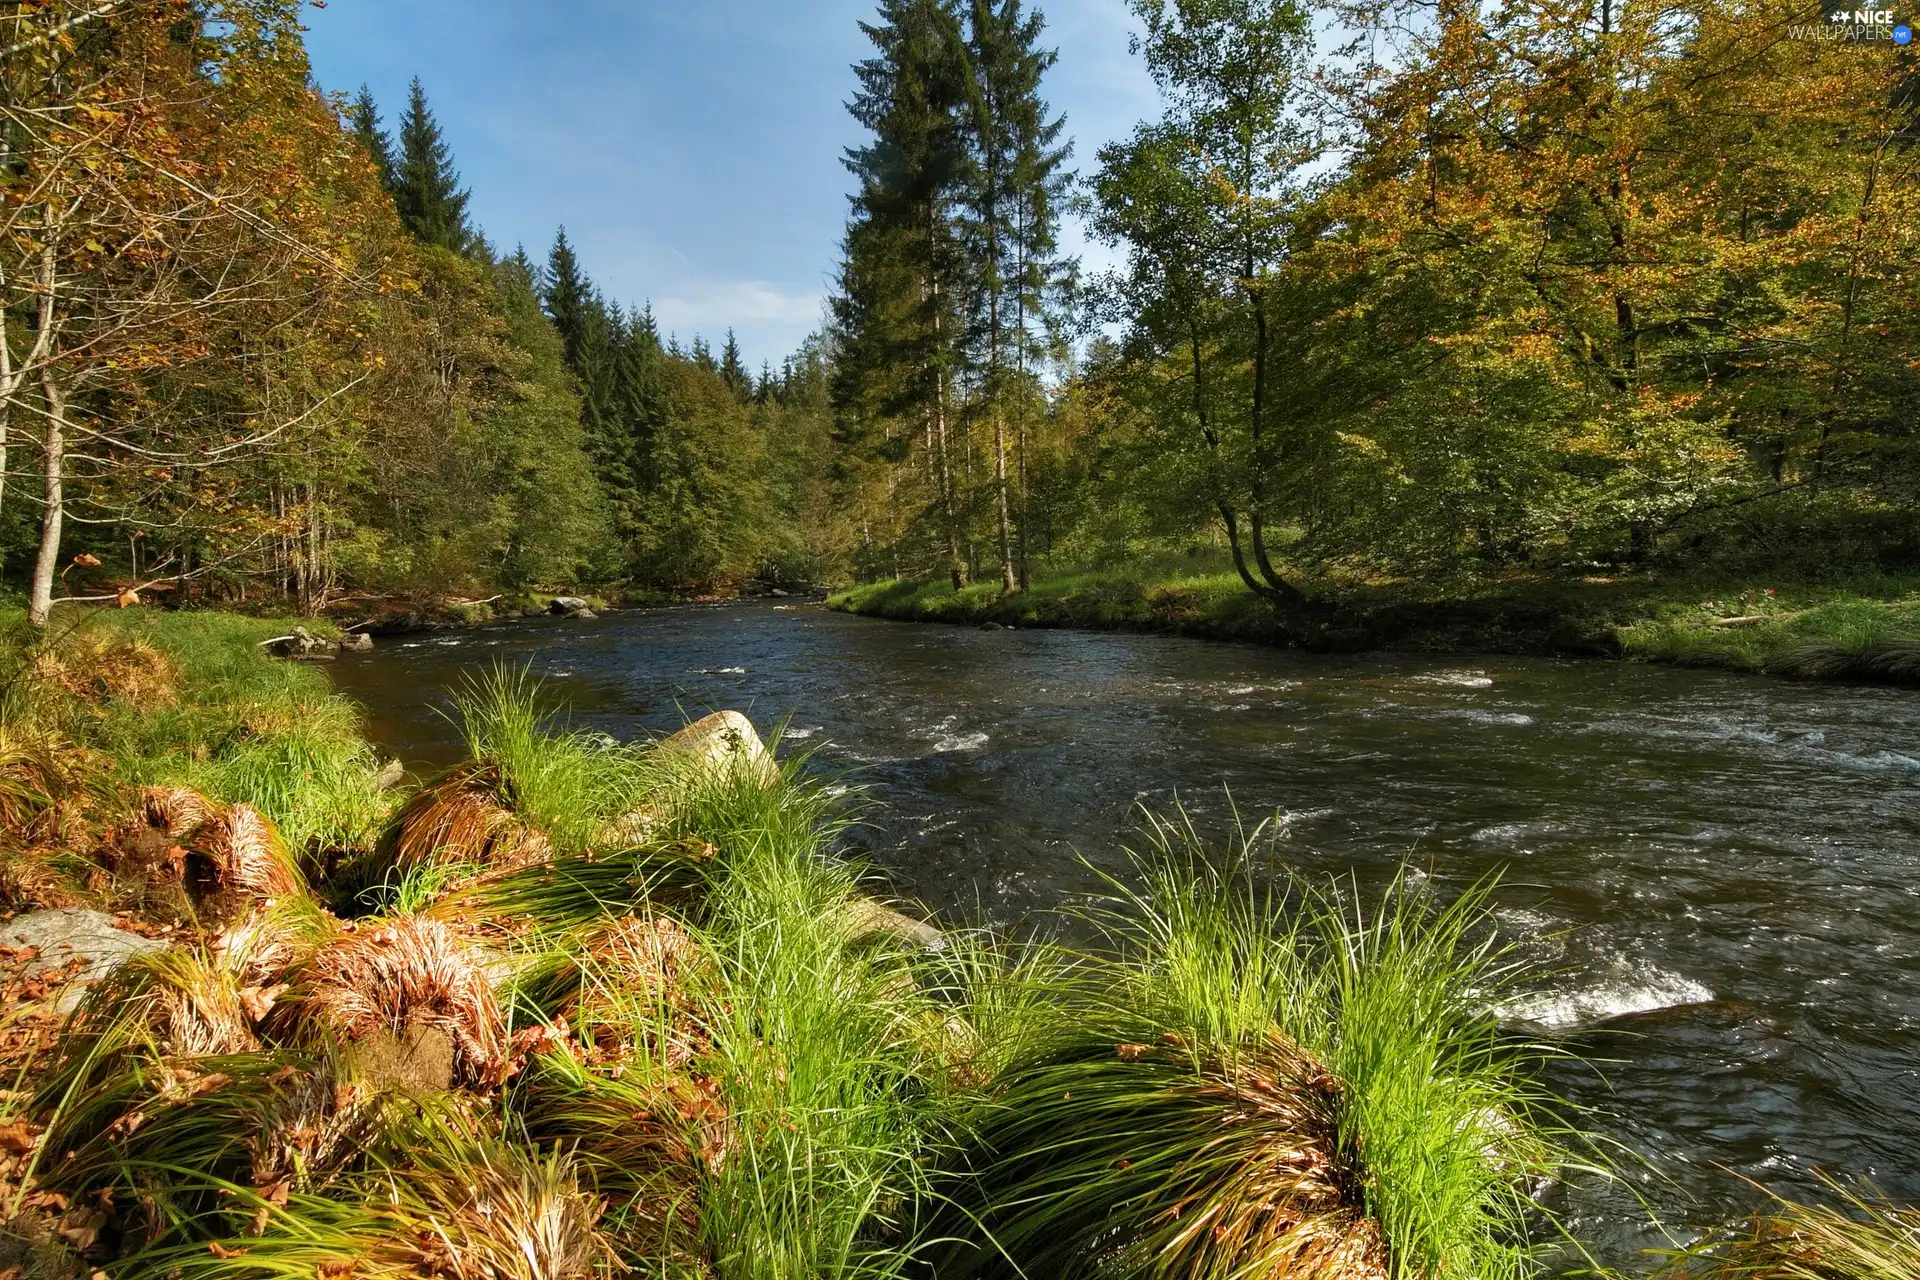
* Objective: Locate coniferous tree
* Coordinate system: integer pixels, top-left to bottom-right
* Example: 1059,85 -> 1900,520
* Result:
834,0 -> 972,586
957,0 -> 1070,591
347,85 -> 395,191
393,77 -> 476,254
544,228 -> 596,371
720,330 -> 752,402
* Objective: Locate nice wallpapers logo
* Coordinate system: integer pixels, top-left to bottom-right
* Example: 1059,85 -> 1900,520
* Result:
1795,2 -> 1915,41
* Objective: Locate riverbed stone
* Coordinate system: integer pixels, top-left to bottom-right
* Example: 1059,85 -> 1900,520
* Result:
262,626 -> 338,658
549,596 -> 591,615
339,631 -> 374,652
845,898 -> 944,951
1,909 -> 167,1011
659,711 -> 774,784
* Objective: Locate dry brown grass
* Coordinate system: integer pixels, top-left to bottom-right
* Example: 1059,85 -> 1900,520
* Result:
85,906 -> 323,1058
0,726 -> 111,881
284,915 -> 509,1090
370,1130 -> 620,1280
196,802 -> 304,903
378,762 -> 553,876
244,1058 -> 387,1210
98,788 -> 308,921
27,634 -> 178,712
139,785 -> 213,839
1668,1178 -> 1920,1280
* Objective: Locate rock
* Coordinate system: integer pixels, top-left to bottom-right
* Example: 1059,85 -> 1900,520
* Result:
361,609 -> 432,638
770,588 -> 791,599
979,621 -> 1005,632
548,596 -> 591,616
339,631 -> 374,652
566,607 -> 597,620
659,711 -> 774,784
1,909 -> 167,1012
261,626 -> 338,659
845,898 -> 945,951
602,804 -> 662,848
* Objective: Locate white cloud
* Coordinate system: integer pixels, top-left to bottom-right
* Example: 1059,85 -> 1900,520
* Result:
652,281 -> 827,358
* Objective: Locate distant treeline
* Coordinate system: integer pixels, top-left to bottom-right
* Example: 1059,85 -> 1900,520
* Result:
0,0 -> 835,626
2,0 -> 1914,628
825,0 -> 1920,599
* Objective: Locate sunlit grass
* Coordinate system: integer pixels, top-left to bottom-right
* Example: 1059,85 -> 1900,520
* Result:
926,810 -> 1575,1280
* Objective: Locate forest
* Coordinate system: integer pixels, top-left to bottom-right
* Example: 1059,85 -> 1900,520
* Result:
1,0 -> 1914,640
0,5 -> 1914,1279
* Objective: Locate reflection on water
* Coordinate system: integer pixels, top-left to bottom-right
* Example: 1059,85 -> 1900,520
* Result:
329,601 -> 1920,1266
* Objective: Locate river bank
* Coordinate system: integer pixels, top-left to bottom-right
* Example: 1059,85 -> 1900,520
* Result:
0,608 -> 1592,1278
0,606 -> 1906,1279
828,564 -> 1920,686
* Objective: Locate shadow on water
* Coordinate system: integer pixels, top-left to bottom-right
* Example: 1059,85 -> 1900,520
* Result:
329,600 -> 1920,1268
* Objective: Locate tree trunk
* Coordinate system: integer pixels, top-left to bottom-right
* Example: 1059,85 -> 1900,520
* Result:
1015,405 -> 1030,591
28,371 -> 66,629
930,251 -> 965,590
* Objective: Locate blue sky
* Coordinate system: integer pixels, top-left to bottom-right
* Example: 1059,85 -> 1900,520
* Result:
303,1 -> 1159,371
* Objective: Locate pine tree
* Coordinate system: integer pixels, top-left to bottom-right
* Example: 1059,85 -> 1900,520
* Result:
958,0 -> 1070,592
393,78 -> 475,254
834,0 -> 973,586
720,330 -> 752,402
347,85 -> 395,191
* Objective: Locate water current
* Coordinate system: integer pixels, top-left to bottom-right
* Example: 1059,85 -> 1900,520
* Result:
327,601 -> 1920,1266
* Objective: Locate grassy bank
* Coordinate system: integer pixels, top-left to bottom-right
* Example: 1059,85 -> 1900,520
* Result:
829,560 -> 1920,685
0,609 -> 1898,1279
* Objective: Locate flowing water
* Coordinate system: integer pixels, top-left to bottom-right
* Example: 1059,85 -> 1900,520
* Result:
329,601 -> 1920,1265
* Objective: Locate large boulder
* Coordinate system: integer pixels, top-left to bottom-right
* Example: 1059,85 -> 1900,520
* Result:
338,631 -> 374,653
548,596 -> 592,617
1,909 -> 167,1011
658,711 -> 774,785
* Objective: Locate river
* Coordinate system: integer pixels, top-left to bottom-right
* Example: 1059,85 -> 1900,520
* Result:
328,600 -> 1920,1265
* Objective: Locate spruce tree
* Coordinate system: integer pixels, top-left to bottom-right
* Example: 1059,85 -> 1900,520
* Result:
958,0 -> 1070,590
347,85 -> 395,191
544,229 -> 596,372
720,330 -> 752,402
393,78 -> 476,254
834,0 -> 973,586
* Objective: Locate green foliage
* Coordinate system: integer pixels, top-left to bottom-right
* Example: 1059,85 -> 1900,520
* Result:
392,77 -> 475,254
449,663 -> 649,856
930,816 -> 1570,1280
630,358 -> 776,589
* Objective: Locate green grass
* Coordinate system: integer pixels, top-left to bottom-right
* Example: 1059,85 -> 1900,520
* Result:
0,606 -> 391,851
691,800 -> 943,1280
1615,582 -> 1920,682
1662,1176 -> 1920,1280
3,617 -> 1625,1280
831,554 -> 1282,643
830,561 -> 1920,685
450,662 -> 652,855
925,812 -> 1574,1280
